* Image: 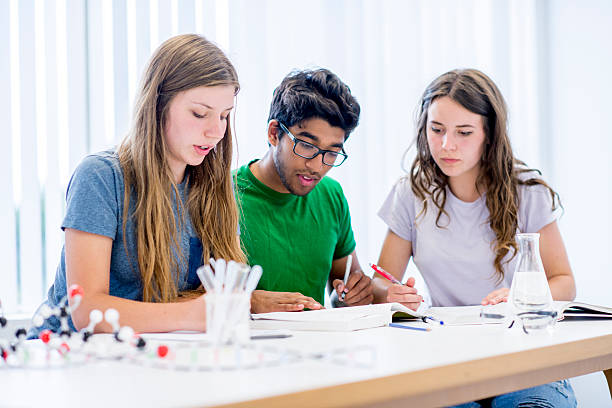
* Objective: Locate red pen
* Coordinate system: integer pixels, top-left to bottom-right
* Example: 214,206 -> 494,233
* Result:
370,263 -> 401,284
370,263 -> 425,302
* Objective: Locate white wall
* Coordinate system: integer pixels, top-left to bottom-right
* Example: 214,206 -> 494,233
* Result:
549,0 -> 612,307
548,1 -> 612,406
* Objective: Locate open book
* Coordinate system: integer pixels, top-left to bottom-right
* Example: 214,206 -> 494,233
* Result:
250,303 -> 423,332
455,300 -> 612,326
554,300 -> 612,320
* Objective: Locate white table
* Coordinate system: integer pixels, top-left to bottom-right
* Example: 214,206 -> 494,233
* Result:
2,319 -> 611,407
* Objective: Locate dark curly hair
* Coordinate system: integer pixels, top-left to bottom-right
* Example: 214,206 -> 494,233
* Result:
267,68 -> 360,139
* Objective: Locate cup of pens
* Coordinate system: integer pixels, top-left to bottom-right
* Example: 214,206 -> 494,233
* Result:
197,259 -> 263,346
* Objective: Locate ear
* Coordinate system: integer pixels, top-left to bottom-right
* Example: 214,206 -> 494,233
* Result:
267,120 -> 281,147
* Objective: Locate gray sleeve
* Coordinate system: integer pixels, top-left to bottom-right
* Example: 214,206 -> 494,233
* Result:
377,177 -> 416,242
62,155 -> 120,240
518,183 -> 562,233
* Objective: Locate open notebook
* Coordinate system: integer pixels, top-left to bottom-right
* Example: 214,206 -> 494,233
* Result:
250,303 -> 423,332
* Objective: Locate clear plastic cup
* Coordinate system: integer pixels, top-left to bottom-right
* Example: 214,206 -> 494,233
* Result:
205,292 -> 251,346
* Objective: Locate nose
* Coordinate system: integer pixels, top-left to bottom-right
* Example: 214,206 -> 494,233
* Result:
304,152 -> 325,172
441,132 -> 456,151
205,117 -> 226,141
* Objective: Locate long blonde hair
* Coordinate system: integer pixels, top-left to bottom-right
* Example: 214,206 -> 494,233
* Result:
117,34 -> 245,302
409,69 -> 560,282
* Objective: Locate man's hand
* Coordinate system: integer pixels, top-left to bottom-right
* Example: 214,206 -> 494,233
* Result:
481,288 -> 509,305
250,290 -> 323,313
333,270 -> 373,306
385,276 -> 422,311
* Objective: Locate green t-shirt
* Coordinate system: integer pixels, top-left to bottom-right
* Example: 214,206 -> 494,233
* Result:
235,160 -> 356,305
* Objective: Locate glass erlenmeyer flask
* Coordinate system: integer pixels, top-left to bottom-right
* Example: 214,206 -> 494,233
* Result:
509,233 -> 553,311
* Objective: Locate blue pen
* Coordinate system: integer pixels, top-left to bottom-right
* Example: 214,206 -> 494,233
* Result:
422,316 -> 444,325
389,323 -> 431,332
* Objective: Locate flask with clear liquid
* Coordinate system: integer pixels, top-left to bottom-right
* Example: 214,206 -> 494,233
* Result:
509,233 -> 553,311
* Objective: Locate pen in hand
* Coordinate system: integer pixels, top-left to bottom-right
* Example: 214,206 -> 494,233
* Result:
340,255 -> 353,301
370,263 -> 401,284
371,263 -> 425,305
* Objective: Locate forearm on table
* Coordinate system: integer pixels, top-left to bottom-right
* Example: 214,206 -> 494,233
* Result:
71,293 -> 206,333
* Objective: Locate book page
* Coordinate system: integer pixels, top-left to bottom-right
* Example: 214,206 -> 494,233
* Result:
252,303 -> 396,322
555,300 -> 612,318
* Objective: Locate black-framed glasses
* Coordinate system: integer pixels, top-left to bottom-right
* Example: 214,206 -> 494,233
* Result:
277,121 -> 348,167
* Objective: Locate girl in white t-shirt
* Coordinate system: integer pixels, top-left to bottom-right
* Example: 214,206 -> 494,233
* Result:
373,69 -> 576,407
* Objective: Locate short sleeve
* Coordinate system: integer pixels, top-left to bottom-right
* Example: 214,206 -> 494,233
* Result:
333,183 -> 356,260
378,177 -> 416,242
518,182 -> 562,233
62,155 -> 121,240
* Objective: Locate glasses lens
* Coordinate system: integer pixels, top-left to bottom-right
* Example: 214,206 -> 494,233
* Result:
294,141 -> 319,158
516,311 -> 557,333
326,152 -> 348,166
480,305 -> 507,322
323,152 -> 341,166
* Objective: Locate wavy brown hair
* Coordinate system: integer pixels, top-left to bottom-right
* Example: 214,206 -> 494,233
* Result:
117,34 -> 245,302
408,69 -> 560,282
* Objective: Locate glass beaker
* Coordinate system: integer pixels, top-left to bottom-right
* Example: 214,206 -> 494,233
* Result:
509,233 -> 553,312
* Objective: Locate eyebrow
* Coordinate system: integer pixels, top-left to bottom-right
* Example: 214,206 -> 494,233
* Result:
296,131 -> 344,149
429,120 -> 475,128
192,102 -> 234,111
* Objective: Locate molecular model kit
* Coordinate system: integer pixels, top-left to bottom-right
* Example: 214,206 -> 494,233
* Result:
0,261 -> 376,372
0,284 -> 154,369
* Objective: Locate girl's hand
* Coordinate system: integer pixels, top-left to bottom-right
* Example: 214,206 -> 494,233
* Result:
386,277 -> 422,311
481,288 -> 510,305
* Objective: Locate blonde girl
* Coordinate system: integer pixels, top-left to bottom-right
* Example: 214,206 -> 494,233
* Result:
32,34 -> 244,335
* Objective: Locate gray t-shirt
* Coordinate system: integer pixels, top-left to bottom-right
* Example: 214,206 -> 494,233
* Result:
378,174 -> 560,307
30,150 -> 203,336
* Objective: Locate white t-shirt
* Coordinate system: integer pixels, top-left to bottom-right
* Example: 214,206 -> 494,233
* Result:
378,174 -> 560,307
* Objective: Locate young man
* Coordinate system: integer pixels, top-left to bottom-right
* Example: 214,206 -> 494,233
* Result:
236,69 -> 372,313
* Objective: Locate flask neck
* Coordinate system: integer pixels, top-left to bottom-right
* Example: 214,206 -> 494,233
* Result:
516,233 -> 543,272
519,238 -> 540,256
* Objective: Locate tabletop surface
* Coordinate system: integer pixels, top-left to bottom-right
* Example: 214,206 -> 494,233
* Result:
2,312 -> 612,408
